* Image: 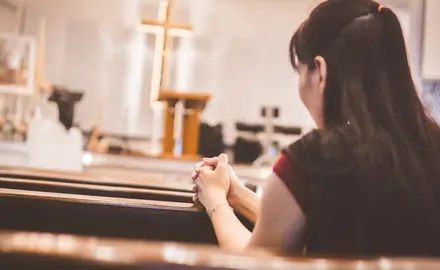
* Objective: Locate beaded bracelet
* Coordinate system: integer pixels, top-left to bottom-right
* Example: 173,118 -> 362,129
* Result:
208,203 -> 234,218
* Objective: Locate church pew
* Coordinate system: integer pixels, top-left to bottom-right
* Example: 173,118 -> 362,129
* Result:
1,231 -> 439,270
0,166 -> 262,194
0,166 -> 194,192
0,189 -> 254,244
0,177 -> 193,203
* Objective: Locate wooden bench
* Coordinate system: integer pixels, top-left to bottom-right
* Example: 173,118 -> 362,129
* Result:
0,188 -> 254,244
0,164 -> 265,193
0,230 -> 438,270
0,166 -> 194,192
0,166 -> 260,198
0,177 -> 193,203
0,188 -> 216,243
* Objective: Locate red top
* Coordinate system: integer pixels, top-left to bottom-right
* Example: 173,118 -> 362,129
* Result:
271,151 -> 440,257
271,127 -> 440,257
272,154 -> 311,215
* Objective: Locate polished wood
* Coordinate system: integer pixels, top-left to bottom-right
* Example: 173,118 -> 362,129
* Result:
0,164 -> 264,196
163,101 -> 176,154
0,230 -> 439,270
183,108 -> 201,156
158,91 -> 211,159
158,91 -> 211,103
0,166 -> 194,192
0,188 -> 219,243
0,177 -> 193,203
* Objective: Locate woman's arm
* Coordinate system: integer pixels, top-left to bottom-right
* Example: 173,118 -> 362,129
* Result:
203,173 -> 306,253
228,182 -> 260,224
208,200 -> 252,251
247,173 -> 305,253
193,157 -> 261,224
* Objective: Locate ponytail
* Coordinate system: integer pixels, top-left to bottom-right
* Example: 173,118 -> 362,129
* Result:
378,5 -> 440,152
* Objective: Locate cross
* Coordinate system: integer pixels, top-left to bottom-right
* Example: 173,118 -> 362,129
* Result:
139,0 -> 192,105
139,0 -> 193,155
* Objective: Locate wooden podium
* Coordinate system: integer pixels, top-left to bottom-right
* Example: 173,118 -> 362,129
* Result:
158,91 -> 211,160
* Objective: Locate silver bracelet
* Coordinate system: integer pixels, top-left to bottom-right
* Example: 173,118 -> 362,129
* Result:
208,203 -> 234,218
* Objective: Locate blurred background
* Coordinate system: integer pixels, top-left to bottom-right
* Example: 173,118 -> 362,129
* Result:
0,0 -> 437,170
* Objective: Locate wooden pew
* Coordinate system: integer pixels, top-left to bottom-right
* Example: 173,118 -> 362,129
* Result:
0,177 -> 193,203
0,166 -> 254,245
0,166 -> 194,192
0,166 -> 260,199
0,231 -> 439,270
0,188 -> 254,244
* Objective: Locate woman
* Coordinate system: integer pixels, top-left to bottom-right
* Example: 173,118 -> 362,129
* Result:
192,0 -> 440,257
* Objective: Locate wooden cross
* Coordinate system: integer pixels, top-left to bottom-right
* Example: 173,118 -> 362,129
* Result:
139,0 -> 192,104
140,0 -> 210,159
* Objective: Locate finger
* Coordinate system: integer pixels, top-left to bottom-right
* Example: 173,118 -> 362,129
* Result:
192,184 -> 197,192
191,171 -> 199,181
193,162 -> 204,173
215,154 -> 229,173
192,194 -> 199,204
202,157 -> 218,167
199,166 -> 214,176
217,153 -> 228,165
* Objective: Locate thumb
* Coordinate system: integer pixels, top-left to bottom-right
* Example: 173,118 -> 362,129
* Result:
218,153 -> 228,164
215,154 -> 229,172
202,157 -> 218,167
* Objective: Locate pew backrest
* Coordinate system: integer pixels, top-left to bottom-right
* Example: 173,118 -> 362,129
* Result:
0,231 -> 439,270
0,188 -> 218,243
0,166 -> 193,192
0,177 -> 193,203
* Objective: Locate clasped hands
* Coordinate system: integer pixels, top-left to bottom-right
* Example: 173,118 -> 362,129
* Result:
191,154 -> 240,215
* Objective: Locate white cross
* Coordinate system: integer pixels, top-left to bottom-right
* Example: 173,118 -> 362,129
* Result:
138,0 -> 192,155
138,0 -> 192,105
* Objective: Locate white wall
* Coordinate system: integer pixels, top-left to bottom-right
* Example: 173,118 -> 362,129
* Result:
0,3 -> 17,33
192,0 -> 422,143
20,0 -> 143,134
381,0 -> 424,89
189,0 -> 314,143
422,0 -> 440,80
15,0 -> 424,146
18,0 -> 315,145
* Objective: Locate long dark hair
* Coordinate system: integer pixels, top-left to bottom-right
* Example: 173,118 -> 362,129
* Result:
287,0 -> 440,254
289,0 -> 440,170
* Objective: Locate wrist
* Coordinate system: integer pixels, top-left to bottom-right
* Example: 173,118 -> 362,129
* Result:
227,182 -> 243,209
208,202 -> 233,219
206,198 -> 228,215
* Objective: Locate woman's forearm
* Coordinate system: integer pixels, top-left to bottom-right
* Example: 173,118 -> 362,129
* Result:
228,184 -> 261,224
210,204 -> 252,251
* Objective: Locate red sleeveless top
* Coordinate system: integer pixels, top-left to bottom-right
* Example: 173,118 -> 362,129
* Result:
271,127 -> 440,257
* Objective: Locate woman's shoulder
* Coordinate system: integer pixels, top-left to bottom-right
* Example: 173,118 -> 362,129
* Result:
283,125 -> 359,175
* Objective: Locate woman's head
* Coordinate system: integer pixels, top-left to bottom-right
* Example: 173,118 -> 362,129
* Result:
290,0 -> 430,135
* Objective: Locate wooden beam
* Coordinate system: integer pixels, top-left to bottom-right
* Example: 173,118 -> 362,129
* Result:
158,90 -> 211,102
141,19 -> 192,31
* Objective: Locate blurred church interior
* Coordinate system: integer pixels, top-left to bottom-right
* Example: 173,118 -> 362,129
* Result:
0,0 -> 438,268
0,0 -> 438,170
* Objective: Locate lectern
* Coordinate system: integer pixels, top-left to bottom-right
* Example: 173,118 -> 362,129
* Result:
158,91 -> 211,160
